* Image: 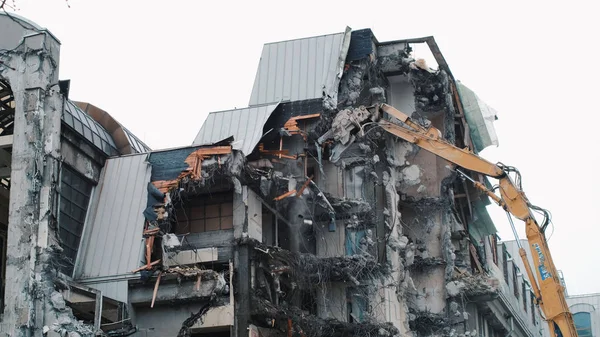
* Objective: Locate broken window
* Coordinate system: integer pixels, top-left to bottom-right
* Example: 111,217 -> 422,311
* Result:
59,166 -> 94,275
345,228 -> 375,257
175,193 -> 233,234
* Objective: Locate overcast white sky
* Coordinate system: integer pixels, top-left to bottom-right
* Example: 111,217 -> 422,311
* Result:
7,0 -> 599,295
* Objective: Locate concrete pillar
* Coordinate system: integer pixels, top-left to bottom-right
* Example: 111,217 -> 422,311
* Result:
0,27 -> 62,336
232,186 -> 252,337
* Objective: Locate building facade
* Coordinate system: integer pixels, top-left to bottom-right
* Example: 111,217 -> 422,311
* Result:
1,12 -> 546,337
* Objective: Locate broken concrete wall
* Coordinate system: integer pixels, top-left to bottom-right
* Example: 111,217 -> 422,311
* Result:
0,12 -> 98,337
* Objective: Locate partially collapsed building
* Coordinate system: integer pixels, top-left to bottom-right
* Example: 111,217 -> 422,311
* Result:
0,12 -> 545,337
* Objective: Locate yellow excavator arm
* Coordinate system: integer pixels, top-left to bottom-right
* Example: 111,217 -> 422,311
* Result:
374,104 -> 577,337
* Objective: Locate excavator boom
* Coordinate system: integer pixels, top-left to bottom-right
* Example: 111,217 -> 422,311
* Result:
375,104 -> 577,337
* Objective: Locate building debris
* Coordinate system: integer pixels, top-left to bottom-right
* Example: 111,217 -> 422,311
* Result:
0,15 -> 542,337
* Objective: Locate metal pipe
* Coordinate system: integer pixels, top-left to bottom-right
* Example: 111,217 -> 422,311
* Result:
456,168 -> 476,183
506,212 -> 522,248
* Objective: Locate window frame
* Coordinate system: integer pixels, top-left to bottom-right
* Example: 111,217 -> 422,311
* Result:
175,193 -> 234,234
573,311 -> 593,337
58,165 -> 95,276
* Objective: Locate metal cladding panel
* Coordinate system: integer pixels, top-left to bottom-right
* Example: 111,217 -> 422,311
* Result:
192,103 -> 279,155
249,32 -> 346,106
75,153 -> 150,281
80,280 -> 128,304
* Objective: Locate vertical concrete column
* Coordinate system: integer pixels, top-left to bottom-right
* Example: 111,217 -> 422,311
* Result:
233,186 -> 250,337
1,31 -> 62,337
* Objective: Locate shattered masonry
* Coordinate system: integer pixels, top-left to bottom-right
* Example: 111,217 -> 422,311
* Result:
0,13 -> 543,337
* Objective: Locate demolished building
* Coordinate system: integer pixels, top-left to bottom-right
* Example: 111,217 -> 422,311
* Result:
0,12 -> 544,337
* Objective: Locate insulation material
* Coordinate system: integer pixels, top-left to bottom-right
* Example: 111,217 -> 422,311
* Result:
456,82 -> 499,152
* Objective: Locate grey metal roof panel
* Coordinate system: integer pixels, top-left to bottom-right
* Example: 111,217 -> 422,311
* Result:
249,30 -> 350,106
193,103 -> 279,155
74,153 -> 150,282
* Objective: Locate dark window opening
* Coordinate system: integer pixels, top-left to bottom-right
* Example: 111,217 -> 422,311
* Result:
531,292 -> 536,325
492,235 -> 498,266
513,264 -> 520,299
261,207 -> 276,246
502,245 -> 509,284
300,289 -> 317,315
306,165 -> 315,180
59,166 -> 94,276
522,282 -> 527,311
174,193 -> 233,234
